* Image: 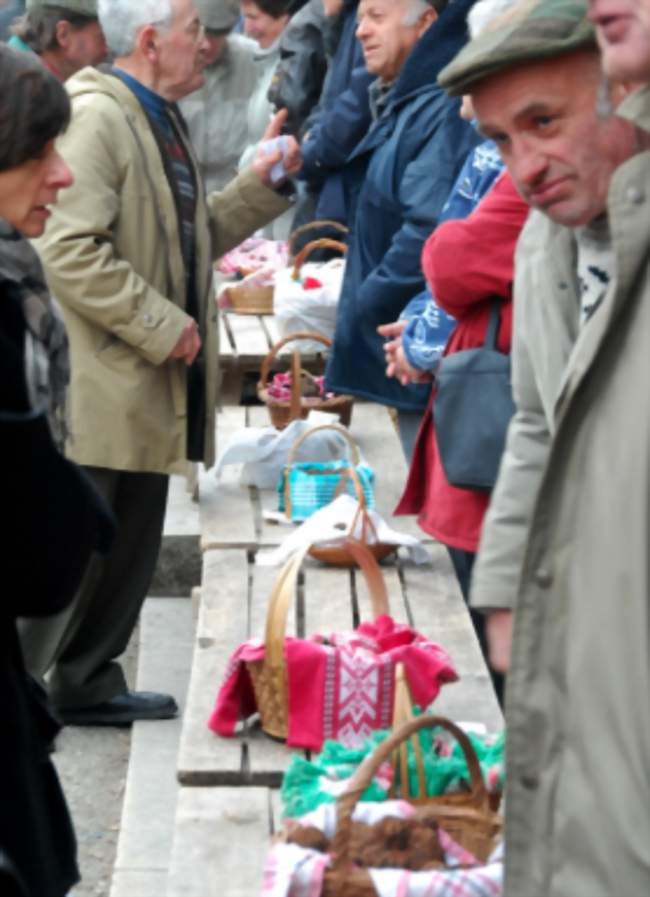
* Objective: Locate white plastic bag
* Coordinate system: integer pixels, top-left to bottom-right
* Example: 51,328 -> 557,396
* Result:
273,258 -> 345,351
214,412 -> 353,490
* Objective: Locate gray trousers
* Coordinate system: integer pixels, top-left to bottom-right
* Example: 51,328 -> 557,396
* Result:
396,409 -> 424,464
19,467 -> 169,709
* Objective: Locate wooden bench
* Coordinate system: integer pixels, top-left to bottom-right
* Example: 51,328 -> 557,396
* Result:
166,402 -> 503,896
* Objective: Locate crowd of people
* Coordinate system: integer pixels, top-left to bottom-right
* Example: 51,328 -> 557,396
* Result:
1,0 -> 649,894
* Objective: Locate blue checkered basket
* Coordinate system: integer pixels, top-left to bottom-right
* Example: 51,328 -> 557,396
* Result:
278,424 -> 375,522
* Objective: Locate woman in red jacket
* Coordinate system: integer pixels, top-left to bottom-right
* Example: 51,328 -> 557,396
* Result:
385,170 -> 529,703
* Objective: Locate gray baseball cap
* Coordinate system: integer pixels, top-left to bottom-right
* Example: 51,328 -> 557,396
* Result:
26,0 -> 99,14
196,0 -> 240,32
438,0 -> 596,96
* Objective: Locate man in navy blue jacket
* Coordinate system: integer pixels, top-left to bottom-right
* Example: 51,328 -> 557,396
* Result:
324,0 -> 478,457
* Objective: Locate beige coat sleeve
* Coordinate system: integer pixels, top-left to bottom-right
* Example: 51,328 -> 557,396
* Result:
206,166 -> 292,260
34,95 -> 190,367
470,256 -> 552,613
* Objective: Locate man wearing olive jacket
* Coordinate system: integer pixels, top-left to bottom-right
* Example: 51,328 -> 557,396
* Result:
22,0 -> 298,726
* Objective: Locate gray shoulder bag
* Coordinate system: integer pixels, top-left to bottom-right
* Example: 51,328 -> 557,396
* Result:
433,300 -> 515,492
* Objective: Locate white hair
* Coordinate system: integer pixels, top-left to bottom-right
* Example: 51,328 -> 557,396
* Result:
467,0 -> 518,39
98,0 -> 174,56
402,0 -> 435,28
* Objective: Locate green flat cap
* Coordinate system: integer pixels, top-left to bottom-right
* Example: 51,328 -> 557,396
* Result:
26,0 -> 98,14
439,0 -> 595,95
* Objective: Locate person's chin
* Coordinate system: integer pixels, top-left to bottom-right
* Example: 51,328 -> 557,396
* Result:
600,41 -> 650,81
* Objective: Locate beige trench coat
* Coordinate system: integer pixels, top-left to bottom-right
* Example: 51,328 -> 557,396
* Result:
34,66 -> 289,474
471,87 -> 650,896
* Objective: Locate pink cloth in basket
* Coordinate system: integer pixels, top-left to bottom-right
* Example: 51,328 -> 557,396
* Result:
208,615 -> 457,751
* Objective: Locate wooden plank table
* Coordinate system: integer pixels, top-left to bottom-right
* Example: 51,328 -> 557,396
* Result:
167,401 -> 503,897
199,403 -> 423,552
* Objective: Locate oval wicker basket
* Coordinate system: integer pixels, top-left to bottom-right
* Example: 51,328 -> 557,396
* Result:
246,539 -> 390,741
282,423 -> 396,567
288,219 -> 349,258
222,281 -> 274,316
317,715 -> 503,895
257,332 -> 354,430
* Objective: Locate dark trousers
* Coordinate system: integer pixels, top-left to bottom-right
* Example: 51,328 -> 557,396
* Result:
447,546 -> 505,707
19,467 -> 169,709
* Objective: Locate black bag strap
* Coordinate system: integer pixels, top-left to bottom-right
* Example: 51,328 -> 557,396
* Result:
484,299 -> 502,350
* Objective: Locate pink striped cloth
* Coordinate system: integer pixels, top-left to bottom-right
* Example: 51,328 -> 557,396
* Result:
262,801 -> 503,897
208,616 -> 457,751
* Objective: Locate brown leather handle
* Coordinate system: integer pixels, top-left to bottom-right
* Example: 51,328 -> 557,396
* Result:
258,331 -> 332,392
330,715 -> 490,871
288,219 -> 349,259
263,539 -> 389,669
291,238 -> 347,280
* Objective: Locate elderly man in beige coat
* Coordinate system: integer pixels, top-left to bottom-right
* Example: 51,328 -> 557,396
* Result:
21,0 -> 299,725
439,0 -> 650,894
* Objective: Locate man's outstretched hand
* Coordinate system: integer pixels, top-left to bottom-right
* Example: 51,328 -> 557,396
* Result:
253,109 -> 302,187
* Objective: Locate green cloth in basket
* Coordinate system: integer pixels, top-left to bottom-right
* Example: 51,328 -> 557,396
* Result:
278,460 -> 375,521
280,722 -> 505,819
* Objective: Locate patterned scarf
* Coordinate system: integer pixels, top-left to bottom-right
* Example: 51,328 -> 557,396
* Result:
0,219 -> 70,448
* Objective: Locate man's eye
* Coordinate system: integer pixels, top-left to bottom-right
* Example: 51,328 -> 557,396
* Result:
534,116 -> 555,129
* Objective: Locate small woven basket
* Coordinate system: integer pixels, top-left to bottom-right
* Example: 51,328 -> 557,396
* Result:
247,540 -> 390,741
282,423 -> 395,568
318,715 -> 503,896
257,332 -> 354,430
223,282 -> 274,316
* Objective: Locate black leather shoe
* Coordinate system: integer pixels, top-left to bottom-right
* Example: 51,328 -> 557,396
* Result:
58,690 -> 179,726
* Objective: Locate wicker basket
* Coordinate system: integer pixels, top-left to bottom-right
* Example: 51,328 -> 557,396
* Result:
223,281 -> 274,316
288,219 -> 349,259
317,715 -> 503,896
247,540 -> 390,742
282,423 -> 396,567
257,332 -> 354,430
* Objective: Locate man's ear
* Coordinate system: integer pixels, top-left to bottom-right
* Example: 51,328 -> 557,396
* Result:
416,7 -> 438,39
55,19 -> 72,50
137,24 -> 160,62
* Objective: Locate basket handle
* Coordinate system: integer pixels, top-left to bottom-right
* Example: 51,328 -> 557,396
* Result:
258,331 -> 332,392
286,422 -> 361,468
283,433 -> 365,522
288,219 -> 348,258
291,238 -> 347,280
330,715 -> 490,870
263,539 -> 389,668
390,663 -> 426,801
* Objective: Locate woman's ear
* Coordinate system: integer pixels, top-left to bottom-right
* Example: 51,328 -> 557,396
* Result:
55,19 -> 72,50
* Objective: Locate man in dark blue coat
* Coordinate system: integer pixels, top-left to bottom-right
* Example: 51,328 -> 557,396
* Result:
298,0 -> 374,224
325,0 -> 479,458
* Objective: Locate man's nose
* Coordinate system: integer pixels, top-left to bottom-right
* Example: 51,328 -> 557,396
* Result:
512,139 -> 548,188
356,17 -> 370,40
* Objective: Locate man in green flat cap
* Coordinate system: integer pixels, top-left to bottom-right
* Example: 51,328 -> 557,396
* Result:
438,1 -> 650,895
8,0 -> 107,80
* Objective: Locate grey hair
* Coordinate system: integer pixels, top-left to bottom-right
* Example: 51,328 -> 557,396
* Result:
98,0 -> 174,56
467,0 -> 518,39
402,0 -> 447,27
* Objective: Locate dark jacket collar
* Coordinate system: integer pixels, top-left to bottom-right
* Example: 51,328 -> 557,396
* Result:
391,0 -> 477,106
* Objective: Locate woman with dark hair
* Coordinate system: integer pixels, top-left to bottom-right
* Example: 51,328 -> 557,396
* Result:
0,45 -> 114,897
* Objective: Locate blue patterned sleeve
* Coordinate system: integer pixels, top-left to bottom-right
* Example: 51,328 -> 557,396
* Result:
401,289 -> 457,372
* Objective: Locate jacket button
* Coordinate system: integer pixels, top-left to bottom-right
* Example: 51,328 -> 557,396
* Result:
520,774 -> 539,790
534,567 -> 553,588
142,313 -> 154,325
625,186 -> 644,205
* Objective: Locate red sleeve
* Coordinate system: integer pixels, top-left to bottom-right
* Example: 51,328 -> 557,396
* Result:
421,171 -> 529,319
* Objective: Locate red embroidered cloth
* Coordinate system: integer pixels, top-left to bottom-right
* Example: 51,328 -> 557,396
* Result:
208,615 -> 458,750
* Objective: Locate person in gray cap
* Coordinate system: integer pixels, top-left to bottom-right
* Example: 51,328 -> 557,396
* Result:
180,0 -> 259,192
439,1 -> 650,895
8,1 -> 107,80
